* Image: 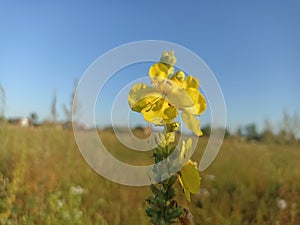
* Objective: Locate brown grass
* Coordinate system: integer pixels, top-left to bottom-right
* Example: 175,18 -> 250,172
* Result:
0,126 -> 299,224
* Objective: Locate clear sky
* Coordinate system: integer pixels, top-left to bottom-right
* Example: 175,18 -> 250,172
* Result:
1,1 -> 300,132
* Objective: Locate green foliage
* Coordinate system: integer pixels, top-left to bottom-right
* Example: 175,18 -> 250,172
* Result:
45,186 -> 84,225
244,123 -> 260,141
235,112 -> 300,144
147,141 -> 184,225
0,174 -> 9,221
29,112 -> 38,125
146,181 -> 183,225
0,127 -> 150,225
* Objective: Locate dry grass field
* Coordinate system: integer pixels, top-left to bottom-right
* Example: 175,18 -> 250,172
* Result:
0,126 -> 299,225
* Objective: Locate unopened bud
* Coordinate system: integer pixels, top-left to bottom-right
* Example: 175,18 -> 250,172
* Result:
160,51 -> 176,66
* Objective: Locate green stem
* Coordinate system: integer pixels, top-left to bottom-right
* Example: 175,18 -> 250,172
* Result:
145,128 -> 183,225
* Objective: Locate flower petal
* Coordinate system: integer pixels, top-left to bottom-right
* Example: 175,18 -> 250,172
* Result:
185,88 -> 206,115
184,76 -> 199,89
170,70 -> 185,87
128,83 -> 160,112
167,81 -> 194,108
178,175 -> 191,203
181,162 -> 201,195
149,63 -> 169,80
165,132 -> 175,144
179,138 -> 193,164
197,93 -> 206,115
181,110 -> 203,136
141,98 -> 178,125
184,187 -> 191,203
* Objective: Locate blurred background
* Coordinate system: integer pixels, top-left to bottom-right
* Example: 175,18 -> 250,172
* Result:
0,1 -> 300,224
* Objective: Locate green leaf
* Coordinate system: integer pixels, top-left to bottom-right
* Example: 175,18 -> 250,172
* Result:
165,188 -> 175,200
168,207 -> 183,219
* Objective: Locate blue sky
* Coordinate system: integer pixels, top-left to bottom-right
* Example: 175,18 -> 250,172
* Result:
0,1 -> 300,132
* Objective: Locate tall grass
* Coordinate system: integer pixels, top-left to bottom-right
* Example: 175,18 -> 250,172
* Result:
0,127 -> 299,224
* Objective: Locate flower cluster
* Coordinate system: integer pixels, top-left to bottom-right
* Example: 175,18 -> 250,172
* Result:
128,51 -> 206,225
128,51 -> 206,136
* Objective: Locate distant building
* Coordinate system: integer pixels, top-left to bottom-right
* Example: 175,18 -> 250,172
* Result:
9,117 -> 30,127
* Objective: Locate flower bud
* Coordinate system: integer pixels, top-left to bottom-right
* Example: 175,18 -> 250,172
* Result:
160,51 -> 176,66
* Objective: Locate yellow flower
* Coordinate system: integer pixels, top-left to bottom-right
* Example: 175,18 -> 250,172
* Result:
177,138 -> 200,203
149,62 -> 171,80
128,83 -> 178,125
128,51 -> 206,136
178,161 -> 200,203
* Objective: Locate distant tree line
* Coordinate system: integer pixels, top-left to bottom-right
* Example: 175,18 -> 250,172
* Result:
0,79 -> 299,143
202,112 -> 300,145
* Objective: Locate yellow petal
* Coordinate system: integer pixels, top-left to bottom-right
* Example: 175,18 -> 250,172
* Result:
165,132 -> 175,144
170,70 -> 185,87
178,174 -> 184,187
181,110 -> 203,136
181,162 -> 200,195
178,175 -> 191,202
179,138 -> 193,164
163,103 -> 178,119
184,76 -> 199,89
178,176 -> 191,202
184,187 -> 191,203
179,138 -> 192,165
179,140 -> 187,164
167,81 -> 194,108
178,176 -> 191,203
149,63 -> 169,80
197,93 -> 206,115
141,98 -> 178,125
186,138 -> 192,153
128,83 -> 160,112
185,88 -> 206,115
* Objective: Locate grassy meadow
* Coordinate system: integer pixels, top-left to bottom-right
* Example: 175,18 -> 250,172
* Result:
0,125 -> 299,225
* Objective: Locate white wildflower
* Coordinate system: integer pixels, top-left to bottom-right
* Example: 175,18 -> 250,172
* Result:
277,199 -> 287,210
70,185 -> 83,195
56,199 -> 64,209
